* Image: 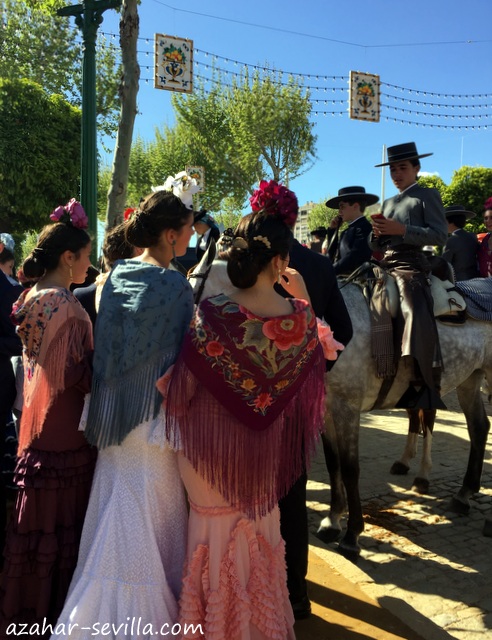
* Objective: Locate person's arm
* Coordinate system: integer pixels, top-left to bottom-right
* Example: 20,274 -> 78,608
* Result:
333,228 -> 372,275
441,235 -> 456,266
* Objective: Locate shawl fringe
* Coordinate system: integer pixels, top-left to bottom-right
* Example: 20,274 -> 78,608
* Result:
85,348 -> 179,449
165,351 -> 326,519
18,314 -> 93,453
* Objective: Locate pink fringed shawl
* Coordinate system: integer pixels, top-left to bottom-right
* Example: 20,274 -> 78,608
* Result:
164,294 -> 326,518
11,288 -> 93,452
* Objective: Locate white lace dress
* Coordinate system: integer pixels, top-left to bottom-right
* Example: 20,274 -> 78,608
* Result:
51,416 -> 187,639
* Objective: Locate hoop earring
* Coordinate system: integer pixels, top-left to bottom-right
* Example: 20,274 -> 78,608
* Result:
171,239 -> 176,261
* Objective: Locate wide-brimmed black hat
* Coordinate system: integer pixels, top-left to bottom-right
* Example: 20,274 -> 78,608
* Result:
325,186 -> 379,209
375,142 -> 433,167
445,205 -> 476,220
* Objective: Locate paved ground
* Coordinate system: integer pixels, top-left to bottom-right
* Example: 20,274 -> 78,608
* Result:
299,389 -> 492,640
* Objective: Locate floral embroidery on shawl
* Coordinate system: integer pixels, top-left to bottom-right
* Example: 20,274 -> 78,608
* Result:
182,295 -> 319,428
164,295 -> 326,518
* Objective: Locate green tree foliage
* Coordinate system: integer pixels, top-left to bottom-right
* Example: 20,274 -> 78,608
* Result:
444,166 -> 492,232
0,78 -> 81,235
171,69 -> 317,211
1,0 -> 120,139
416,174 -> 447,199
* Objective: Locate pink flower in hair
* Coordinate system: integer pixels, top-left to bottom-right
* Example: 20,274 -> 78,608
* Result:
249,180 -> 298,227
50,199 -> 88,229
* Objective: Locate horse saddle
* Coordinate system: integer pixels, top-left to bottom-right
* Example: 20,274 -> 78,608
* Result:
374,266 -> 467,323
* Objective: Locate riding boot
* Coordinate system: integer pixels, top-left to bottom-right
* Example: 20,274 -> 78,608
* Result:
396,365 -> 447,411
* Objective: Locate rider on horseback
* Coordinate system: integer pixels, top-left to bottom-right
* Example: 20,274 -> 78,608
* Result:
372,142 -> 448,411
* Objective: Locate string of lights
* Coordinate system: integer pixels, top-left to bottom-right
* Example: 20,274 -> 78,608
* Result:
98,31 -> 492,130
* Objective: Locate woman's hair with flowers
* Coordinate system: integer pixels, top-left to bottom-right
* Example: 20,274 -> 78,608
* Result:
125,190 -> 190,248
224,211 -> 294,289
249,180 -> 299,228
50,198 -> 89,229
484,196 -> 492,212
23,213 -> 91,280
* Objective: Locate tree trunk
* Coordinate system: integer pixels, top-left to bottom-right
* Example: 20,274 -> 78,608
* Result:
106,0 -> 139,230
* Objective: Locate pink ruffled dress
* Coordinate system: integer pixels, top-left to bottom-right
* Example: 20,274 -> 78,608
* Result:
177,455 -> 295,640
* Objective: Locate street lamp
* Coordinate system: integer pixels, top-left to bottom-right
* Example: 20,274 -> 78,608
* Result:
57,0 -> 121,263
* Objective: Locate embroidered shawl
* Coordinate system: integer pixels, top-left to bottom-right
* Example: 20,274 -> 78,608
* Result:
164,294 -> 326,518
85,260 -> 194,449
11,287 -> 93,452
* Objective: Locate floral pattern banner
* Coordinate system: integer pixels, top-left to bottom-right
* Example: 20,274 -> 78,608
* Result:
185,166 -> 205,193
154,34 -> 193,93
349,71 -> 380,123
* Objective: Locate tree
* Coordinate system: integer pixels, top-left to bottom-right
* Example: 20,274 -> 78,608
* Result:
106,0 -> 139,228
2,0 -> 120,140
0,78 -> 81,234
171,69 -> 317,211
444,166 -> 492,233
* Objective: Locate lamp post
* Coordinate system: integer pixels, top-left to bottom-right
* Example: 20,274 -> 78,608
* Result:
57,0 -> 121,263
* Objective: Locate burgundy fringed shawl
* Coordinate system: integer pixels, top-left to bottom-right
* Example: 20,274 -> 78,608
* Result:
164,294 -> 326,518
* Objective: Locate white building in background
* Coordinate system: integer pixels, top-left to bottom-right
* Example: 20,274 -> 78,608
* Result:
293,201 -> 315,244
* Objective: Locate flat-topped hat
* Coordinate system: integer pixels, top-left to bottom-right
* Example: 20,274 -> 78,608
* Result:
445,204 -> 476,220
326,186 -> 379,209
375,142 -> 433,167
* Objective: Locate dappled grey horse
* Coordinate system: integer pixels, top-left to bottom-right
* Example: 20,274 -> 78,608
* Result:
188,245 -> 492,558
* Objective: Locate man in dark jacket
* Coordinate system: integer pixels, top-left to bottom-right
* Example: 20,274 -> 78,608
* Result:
277,239 -> 353,619
326,186 -> 379,275
441,205 -> 479,281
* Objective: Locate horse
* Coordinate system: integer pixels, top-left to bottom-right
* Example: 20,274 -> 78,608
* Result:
187,246 -> 492,558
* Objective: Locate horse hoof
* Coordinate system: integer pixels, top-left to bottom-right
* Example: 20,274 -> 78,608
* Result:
390,461 -> 410,475
448,496 -> 470,515
338,537 -> 361,563
483,519 -> 492,537
316,526 -> 341,544
412,477 -> 430,494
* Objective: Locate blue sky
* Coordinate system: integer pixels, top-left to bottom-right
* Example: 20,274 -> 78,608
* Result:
98,0 -> 492,208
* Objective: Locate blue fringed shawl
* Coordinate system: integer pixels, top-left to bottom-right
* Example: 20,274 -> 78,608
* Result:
85,260 -> 194,449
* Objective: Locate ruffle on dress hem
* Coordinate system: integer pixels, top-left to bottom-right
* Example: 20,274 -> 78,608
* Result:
178,518 -> 294,640
14,444 -> 97,490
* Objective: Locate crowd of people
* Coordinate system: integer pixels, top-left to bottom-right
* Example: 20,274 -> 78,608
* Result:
0,143 -> 490,639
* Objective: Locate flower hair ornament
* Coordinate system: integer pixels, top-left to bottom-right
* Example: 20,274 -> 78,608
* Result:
50,198 -> 89,229
152,171 -> 201,210
249,180 -> 299,228
124,207 -> 137,221
0,232 -> 15,253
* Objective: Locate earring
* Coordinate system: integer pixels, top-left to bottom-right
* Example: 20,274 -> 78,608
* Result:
171,239 -> 176,261
69,265 -> 73,281
277,269 -> 282,285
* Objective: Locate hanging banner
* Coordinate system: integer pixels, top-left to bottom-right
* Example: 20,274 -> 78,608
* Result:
185,166 -> 205,192
155,34 -> 193,93
349,71 -> 380,122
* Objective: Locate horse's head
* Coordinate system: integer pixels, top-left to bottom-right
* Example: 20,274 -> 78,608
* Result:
187,231 -> 238,304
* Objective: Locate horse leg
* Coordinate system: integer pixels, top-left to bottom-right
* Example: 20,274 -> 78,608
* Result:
317,419 -> 346,544
449,370 -> 491,523
412,409 -> 436,494
390,409 -> 420,476
317,406 -> 364,561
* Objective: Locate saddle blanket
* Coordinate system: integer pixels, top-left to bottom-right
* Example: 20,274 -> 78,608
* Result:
455,278 -> 492,321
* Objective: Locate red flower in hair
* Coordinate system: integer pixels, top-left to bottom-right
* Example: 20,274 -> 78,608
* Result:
484,197 -> 492,211
124,207 -> 136,221
249,180 -> 298,227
